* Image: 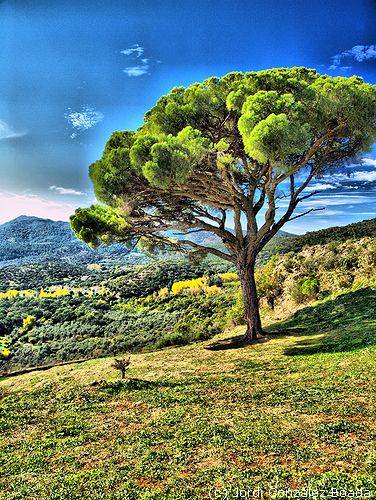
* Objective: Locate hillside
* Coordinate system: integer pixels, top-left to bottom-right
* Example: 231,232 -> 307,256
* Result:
0,216 -> 144,268
1,220 -> 375,374
0,215 -> 293,268
1,287 -> 375,498
0,218 -> 375,497
269,217 -> 376,257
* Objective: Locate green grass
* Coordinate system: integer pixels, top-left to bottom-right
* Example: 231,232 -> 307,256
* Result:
0,288 -> 375,499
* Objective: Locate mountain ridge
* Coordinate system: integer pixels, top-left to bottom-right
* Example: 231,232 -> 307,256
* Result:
0,215 -> 294,268
0,216 -> 134,268
1,215 -> 375,268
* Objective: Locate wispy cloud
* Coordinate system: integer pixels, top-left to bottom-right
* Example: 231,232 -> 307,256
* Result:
362,158 -> 376,168
348,171 -> 376,182
301,194 -> 372,208
123,64 -> 149,77
64,105 -> 104,138
120,44 -> 144,57
49,185 -> 85,196
312,157 -> 376,188
329,44 -> 376,69
326,171 -> 376,183
120,44 -> 157,77
0,120 -> 26,140
0,191 -> 78,224
303,182 -> 338,192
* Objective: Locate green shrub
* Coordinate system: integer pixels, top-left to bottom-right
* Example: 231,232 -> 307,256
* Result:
226,290 -> 245,326
153,331 -> 190,349
289,277 -> 319,304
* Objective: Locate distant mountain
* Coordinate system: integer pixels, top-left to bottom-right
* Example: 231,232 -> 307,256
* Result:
1,214 -> 373,270
0,216 -> 295,268
0,216 -> 135,268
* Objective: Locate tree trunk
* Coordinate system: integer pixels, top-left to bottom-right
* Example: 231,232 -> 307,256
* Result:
238,259 -> 264,342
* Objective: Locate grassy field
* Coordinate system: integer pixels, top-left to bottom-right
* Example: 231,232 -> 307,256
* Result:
1,287 -> 375,499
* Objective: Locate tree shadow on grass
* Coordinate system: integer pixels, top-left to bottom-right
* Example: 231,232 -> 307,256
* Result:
270,287 -> 376,356
205,288 -> 375,355
204,334 -> 269,351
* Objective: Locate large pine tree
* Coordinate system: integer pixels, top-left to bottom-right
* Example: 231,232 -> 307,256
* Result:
71,68 -> 376,341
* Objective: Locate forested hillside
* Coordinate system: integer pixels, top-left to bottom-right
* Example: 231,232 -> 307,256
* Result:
0,217 -> 375,375
0,215 -> 294,268
0,216 -> 139,268
266,217 -> 376,257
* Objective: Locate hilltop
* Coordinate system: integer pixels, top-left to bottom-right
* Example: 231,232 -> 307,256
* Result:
266,217 -> 376,257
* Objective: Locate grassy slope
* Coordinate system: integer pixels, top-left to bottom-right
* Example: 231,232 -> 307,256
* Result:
0,288 -> 376,499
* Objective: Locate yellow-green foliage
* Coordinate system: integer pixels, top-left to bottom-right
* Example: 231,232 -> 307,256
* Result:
158,287 -> 170,298
0,289 -> 20,300
0,286 -> 111,303
218,272 -> 238,282
0,336 -> 10,358
0,289 -> 45,301
226,289 -> 245,326
39,288 -> 70,298
19,315 -> 36,335
255,255 -> 284,305
170,276 -> 221,296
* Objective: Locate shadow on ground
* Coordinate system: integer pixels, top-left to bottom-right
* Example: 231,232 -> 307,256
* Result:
269,287 -> 376,356
205,288 -> 375,356
205,335 -> 269,351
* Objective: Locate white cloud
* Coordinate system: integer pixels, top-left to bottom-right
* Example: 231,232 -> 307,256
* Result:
64,106 -> 104,136
0,120 -> 26,140
362,158 -> 376,168
326,170 -> 376,183
123,64 -> 149,77
319,158 -> 376,185
120,43 -> 155,77
120,44 -> 144,57
350,171 -> 376,182
301,194 -> 371,208
329,44 -> 376,69
49,185 -> 84,196
303,183 -> 338,192
0,191 -> 78,224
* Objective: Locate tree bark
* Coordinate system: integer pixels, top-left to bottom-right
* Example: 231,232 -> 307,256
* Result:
238,259 -> 264,342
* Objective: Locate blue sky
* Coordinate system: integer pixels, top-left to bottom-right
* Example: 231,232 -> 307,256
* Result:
0,0 -> 375,233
